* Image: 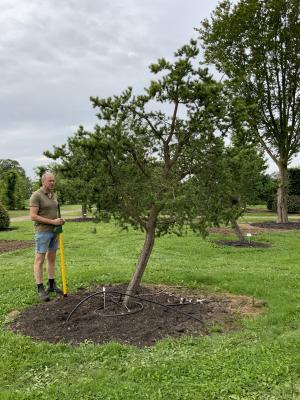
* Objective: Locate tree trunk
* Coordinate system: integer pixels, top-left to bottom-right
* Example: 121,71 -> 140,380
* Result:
277,162 -> 288,223
230,218 -> 245,242
123,219 -> 156,308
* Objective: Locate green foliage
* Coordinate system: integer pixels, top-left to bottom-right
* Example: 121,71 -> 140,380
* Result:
224,144 -> 267,205
45,40 -> 234,298
32,165 -> 48,190
44,128 -> 107,212
267,168 -> 300,210
46,40 -> 227,237
0,159 -> 31,210
199,0 -> 300,221
0,202 -> 9,229
0,159 -> 26,177
259,174 -> 277,205
288,167 -> 300,196
188,142 -> 268,233
270,194 -> 300,213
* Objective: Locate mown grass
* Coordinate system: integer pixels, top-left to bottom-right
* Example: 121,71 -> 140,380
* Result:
0,210 -> 300,399
8,204 -> 84,219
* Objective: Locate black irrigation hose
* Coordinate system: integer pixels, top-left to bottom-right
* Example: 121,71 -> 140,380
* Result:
66,290 -> 204,324
96,300 -> 144,317
109,294 -> 192,308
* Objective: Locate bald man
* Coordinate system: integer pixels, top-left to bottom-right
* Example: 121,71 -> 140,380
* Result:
29,172 -> 65,301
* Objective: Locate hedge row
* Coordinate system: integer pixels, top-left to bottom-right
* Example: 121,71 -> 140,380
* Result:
267,195 -> 300,213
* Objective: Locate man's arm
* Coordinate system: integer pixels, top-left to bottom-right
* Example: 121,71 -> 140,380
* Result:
30,206 -> 65,226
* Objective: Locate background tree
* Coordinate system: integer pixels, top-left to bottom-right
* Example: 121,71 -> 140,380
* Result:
32,165 -> 48,190
47,40 -> 228,307
221,143 -> 267,242
0,202 -> 9,230
0,159 -> 30,209
199,0 -> 300,223
0,159 -> 26,176
187,137 -> 267,243
44,129 -> 107,215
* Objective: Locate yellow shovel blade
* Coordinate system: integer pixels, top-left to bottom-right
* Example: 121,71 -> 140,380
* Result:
59,233 -> 68,296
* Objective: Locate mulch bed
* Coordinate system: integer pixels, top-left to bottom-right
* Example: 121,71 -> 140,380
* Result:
215,240 -> 271,248
0,240 -> 34,254
250,221 -> 300,230
8,284 -> 264,347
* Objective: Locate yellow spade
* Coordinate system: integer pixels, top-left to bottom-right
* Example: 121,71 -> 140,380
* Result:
59,230 -> 68,296
57,205 -> 68,296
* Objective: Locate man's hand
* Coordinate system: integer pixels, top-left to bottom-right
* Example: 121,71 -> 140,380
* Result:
53,218 -> 65,226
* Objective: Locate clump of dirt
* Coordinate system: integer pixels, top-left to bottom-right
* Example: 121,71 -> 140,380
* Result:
215,240 -> 271,248
0,240 -> 34,254
9,284 -> 265,347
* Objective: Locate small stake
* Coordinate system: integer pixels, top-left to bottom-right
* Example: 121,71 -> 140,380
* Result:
246,232 -> 252,244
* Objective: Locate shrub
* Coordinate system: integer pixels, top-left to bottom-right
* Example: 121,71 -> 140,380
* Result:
270,195 -> 300,213
0,202 -> 10,229
267,197 -> 274,211
288,168 -> 300,195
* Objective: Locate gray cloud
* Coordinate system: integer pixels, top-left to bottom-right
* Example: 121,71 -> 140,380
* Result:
0,0 -> 223,178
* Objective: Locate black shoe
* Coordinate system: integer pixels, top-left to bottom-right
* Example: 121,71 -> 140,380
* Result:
47,283 -> 63,295
38,286 -> 50,302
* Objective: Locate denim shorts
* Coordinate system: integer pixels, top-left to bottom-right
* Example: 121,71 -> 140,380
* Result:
35,232 -> 60,253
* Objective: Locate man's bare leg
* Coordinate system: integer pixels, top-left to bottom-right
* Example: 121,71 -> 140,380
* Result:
34,253 -> 50,301
46,249 -> 56,279
34,253 -> 46,284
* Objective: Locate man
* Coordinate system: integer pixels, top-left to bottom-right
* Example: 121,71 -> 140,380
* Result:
29,172 -> 65,301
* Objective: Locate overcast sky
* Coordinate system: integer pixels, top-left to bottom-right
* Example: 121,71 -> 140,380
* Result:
0,0 -> 284,180
0,0 -> 224,178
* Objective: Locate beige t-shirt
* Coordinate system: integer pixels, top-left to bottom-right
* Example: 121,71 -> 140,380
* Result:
29,188 -> 58,232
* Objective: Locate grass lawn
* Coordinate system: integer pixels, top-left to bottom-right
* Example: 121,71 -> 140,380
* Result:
0,209 -> 300,399
8,205 -> 84,219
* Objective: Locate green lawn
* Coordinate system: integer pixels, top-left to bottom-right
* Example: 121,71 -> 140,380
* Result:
0,211 -> 300,399
8,204 -> 84,219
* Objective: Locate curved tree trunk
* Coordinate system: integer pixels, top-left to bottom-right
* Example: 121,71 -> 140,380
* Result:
123,217 -> 157,308
277,162 -> 288,223
231,218 -> 245,242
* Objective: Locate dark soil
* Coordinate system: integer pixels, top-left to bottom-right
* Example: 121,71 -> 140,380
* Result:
9,284 -> 264,347
251,221 -> 300,230
215,240 -> 271,248
0,240 -> 34,254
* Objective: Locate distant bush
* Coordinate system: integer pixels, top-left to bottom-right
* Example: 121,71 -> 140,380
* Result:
288,168 -> 300,196
0,202 -> 10,229
269,195 -> 300,213
267,197 -> 274,211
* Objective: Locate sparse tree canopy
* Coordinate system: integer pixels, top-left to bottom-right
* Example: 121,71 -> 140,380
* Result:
46,40 -> 229,306
199,0 -> 300,223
